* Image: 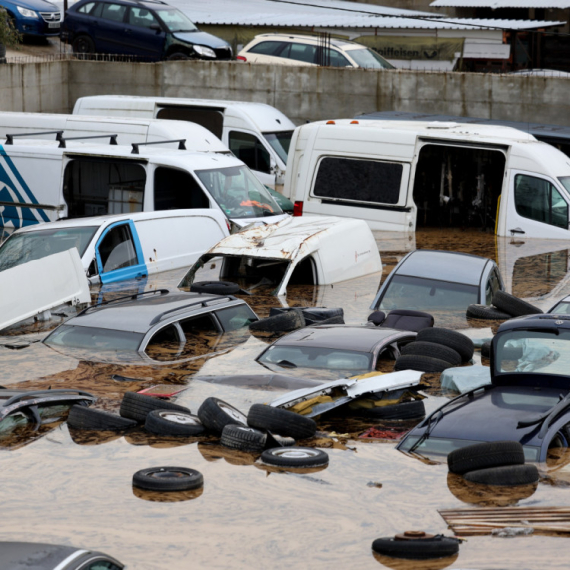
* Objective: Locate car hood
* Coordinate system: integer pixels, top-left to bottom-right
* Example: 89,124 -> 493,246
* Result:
172,30 -> 229,49
7,0 -> 58,10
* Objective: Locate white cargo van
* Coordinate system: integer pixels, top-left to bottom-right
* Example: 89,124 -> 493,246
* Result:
284,119 -> 570,239
72,96 -> 296,190
0,139 -> 287,231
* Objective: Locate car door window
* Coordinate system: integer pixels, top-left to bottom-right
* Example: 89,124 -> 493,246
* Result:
154,167 -> 210,210
215,305 -> 257,331
248,41 -> 287,56
327,48 -> 351,67
90,2 -> 103,17
145,324 -> 182,360
100,3 -> 126,22
78,1 -> 96,13
81,561 -> 122,570
228,131 -> 271,174
176,314 -> 222,358
288,43 -> 316,64
485,268 -> 501,305
98,224 -> 138,273
515,174 -> 569,229
128,6 -> 159,28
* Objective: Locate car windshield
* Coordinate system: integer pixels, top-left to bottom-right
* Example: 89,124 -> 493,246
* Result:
0,226 -> 98,273
195,164 -> 283,219
154,7 -> 198,32
379,275 -> 479,311
495,329 -> 570,375
44,325 -> 144,351
263,130 -> 294,165
347,47 -> 395,69
258,345 -> 372,373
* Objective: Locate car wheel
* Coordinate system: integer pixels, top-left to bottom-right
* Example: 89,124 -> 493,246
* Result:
145,410 -> 205,436
120,392 -> 190,423
72,34 -> 95,55
197,397 -> 247,435
372,534 -> 460,560
394,354 -> 452,373
221,424 -> 267,452
249,310 -> 305,332
354,400 -> 425,421
492,291 -> 543,317
190,280 -> 240,295
447,441 -> 525,475
416,328 -> 474,362
167,52 -> 190,61
467,304 -> 511,320
463,464 -> 539,486
247,403 -> 317,439
67,404 -> 137,431
401,341 -> 461,366
132,466 -> 203,491
260,447 -> 329,468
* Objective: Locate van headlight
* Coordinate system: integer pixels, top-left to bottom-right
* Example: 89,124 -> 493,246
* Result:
193,45 -> 216,58
17,6 -> 38,17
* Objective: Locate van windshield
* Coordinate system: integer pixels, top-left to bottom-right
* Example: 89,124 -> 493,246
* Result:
195,165 -> 283,219
0,226 -> 98,273
263,131 -> 294,165
154,7 -> 198,32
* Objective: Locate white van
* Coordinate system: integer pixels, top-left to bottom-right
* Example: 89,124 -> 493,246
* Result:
0,209 -> 228,285
284,119 -> 570,239
72,96 -> 296,190
0,139 -> 287,231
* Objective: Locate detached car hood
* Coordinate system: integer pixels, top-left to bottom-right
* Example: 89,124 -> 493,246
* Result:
172,30 -> 230,49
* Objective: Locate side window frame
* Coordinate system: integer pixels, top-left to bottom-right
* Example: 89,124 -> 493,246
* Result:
228,130 -> 272,174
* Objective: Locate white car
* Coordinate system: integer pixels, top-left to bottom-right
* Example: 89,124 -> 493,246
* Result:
237,33 -> 394,70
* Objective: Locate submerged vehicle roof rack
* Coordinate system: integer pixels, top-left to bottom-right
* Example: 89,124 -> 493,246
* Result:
58,134 -> 118,148
149,296 -> 235,325
131,139 -> 187,154
78,289 -> 170,317
5,131 -> 63,145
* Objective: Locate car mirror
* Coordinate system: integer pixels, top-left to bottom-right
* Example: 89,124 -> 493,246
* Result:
150,23 -> 162,32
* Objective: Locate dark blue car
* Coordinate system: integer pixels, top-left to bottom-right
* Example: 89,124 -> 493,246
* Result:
61,0 -> 232,61
0,0 -> 61,36
398,314 -> 570,462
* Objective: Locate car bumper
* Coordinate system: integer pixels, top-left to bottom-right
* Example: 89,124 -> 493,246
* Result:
15,18 -> 61,37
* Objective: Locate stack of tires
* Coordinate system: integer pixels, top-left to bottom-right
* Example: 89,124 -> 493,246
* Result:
395,328 -> 474,373
447,441 -> 539,486
467,291 -> 543,321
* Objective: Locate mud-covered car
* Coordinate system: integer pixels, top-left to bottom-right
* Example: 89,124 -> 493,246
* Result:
398,314 -> 570,462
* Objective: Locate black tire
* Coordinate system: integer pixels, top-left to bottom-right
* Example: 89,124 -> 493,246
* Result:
247,404 -> 316,439
190,280 -> 240,295
464,464 -> 539,486
145,410 -> 205,436
260,447 -> 328,468
67,404 -> 137,431
72,34 -> 95,55
249,310 -> 305,332
467,304 -> 511,320
481,340 -> 491,358
447,441 -> 525,475
401,341 -> 461,366
132,466 -> 203,492
120,392 -> 190,423
416,327 -> 474,362
492,290 -> 543,317
394,354 -> 453,373
197,397 -> 247,435
355,400 -> 425,420
221,424 -> 267,452
167,52 -> 190,61
371,536 -> 459,560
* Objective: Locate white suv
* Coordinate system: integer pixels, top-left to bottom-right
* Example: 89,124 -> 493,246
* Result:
237,33 -> 394,69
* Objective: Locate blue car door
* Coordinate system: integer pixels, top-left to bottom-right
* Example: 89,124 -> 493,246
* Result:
123,7 -> 166,60
95,2 -> 129,54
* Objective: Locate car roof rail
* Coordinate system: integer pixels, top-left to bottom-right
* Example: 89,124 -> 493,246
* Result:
131,139 -> 186,154
2,388 -> 96,408
77,289 -> 170,317
132,0 -> 168,5
149,295 -> 236,325
5,131 -> 63,145
58,134 -> 118,148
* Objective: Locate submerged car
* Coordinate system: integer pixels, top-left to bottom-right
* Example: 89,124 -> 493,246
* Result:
371,250 -> 504,313
398,314 -> 570,462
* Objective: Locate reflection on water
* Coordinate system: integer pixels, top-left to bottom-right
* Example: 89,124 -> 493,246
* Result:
132,485 -> 204,503
372,552 -> 459,570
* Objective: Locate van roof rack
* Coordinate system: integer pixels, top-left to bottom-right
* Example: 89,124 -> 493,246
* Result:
58,134 -> 118,148
5,131 -> 63,145
131,139 -> 186,154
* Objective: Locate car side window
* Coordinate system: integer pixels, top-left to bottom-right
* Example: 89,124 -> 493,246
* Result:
98,224 -> 138,273
81,560 -> 123,570
485,268 -> 501,305
288,43 -> 317,64
128,6 -> 159,28
215,305 -> 257,331
78,1 -> 96,14
248,41 -> 286,56
327,48 -> 351,67
154,167 -> 210,210
228,131 -> 271,174
91,2 -> 103,17
100,3 -> 127,22
179,314 -> 220,337
515,174 -> 569,229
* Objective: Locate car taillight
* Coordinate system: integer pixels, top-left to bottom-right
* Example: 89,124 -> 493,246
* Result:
237,55 -> 247,62
293,201 -> 303,216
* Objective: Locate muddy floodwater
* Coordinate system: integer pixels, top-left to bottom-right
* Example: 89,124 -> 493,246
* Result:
3,228 -> 570,569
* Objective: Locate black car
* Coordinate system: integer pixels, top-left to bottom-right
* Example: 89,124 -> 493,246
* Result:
61,0 -> 232,61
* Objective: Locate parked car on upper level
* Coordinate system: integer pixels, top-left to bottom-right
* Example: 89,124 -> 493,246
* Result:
237,33 -> 394,70
61,0 -> 232,61
0,0 -> 61,37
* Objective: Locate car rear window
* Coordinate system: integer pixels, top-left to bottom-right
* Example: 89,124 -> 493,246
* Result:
45,325 -> 144,351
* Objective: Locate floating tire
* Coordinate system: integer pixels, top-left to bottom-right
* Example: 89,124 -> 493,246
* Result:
416,327 -> 474,362
394,354 -> 453,373
249,310 -> 305,332
355,400 -> 425,421
492,290 -> 543,317
67,404 -> 137,431
221,424 -> 267,452
371,535 -> 460,560
132,466 -> 203,492
463,464 -> 539,486
145,410 -> 205,436
120,392 -> 190,423
260,447 -> 329,468
467,304 -> 511,320
190,280 -> 240,295
197,397 -> 247,435
447,441 -> 525,475
401,341 -> 461,366
247,404 -> 316,440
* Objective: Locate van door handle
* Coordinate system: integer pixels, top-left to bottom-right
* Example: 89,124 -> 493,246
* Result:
509,227 -> 525,235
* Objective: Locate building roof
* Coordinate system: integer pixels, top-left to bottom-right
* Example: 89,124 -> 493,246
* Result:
431,0 -> 570,8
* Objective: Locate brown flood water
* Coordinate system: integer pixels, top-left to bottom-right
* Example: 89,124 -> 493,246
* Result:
2,228 -> 570,569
